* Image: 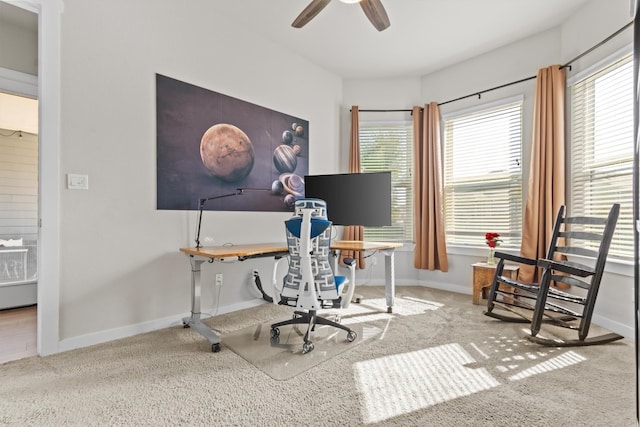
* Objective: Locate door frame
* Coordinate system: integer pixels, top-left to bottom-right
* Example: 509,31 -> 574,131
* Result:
1,0 -> 62,356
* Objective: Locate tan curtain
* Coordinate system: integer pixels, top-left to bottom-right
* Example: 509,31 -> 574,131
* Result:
339,106 -> 366,268
519,65 -> 566,282
412,103 -> 448,271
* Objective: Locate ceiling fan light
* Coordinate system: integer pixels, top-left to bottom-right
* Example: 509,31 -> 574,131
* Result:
339,0 -> 361,4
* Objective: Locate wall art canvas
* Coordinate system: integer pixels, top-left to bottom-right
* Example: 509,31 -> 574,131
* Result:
156,74 -> 309,212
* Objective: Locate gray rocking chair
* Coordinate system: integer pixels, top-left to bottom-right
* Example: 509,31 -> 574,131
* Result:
484,203 -> 622,347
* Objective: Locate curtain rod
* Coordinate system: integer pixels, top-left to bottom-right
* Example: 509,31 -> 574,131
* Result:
561,20 -> 633,68
356,109 -> 415,112
354,20 -> 633,112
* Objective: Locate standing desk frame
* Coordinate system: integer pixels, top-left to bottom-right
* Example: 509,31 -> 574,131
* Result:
179,240 -> 402,352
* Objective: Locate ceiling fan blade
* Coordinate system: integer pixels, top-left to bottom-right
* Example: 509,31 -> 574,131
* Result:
292,0 -> 332,28
360,0 -> 390,31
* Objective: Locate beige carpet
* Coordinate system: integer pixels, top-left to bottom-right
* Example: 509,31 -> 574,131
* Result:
0,286 -> 636,426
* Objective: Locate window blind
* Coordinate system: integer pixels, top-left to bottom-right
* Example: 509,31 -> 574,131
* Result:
359,122 -> 413,242
443,101 -> 523,247
570,53 -> 633,259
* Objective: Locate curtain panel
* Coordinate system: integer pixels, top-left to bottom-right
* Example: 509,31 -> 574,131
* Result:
413,103 -> 448,271
340,106 -> 366,268
519,65 -> 567,283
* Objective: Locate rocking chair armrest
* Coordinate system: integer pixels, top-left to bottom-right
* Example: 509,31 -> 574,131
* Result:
537,258 -> 594,277
493,251 -> 537,266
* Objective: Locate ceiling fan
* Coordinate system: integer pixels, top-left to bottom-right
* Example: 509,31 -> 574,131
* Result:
292,0 -> 390,32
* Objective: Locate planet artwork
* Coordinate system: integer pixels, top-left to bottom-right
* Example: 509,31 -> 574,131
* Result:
200,123 -> 255,182
282,130 -> 293,145
270,121 -> 307,209
279,173 -> 304,197
155,74 -> 309,212
273,144 -> 300,173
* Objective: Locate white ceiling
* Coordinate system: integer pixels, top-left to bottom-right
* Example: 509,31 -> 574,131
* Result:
214,0 -> 594,78
1,0 -> 602,80
0,0 -> 597,80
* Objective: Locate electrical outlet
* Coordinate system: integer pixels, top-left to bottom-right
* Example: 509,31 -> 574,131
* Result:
215,273 -> 223,287
371,257 -> 378,266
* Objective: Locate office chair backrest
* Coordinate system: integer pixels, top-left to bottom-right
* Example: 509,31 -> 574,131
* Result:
280,199 -> 340,310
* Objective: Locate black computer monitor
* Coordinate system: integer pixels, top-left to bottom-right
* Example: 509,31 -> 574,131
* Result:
303,172 -> 392,226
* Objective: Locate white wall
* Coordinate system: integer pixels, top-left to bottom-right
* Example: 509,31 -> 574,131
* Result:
56,0 -> 342,348
343,0 -> 635,338
560,0 -> 635,336
5,0 -> 634,352
0,8 -> 37,76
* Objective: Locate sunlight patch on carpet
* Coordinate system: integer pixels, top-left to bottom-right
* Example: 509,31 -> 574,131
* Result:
473,334 -> 587,381
352,296 -> 444,316
354,343 -> 500,424
507,351 -> 586,381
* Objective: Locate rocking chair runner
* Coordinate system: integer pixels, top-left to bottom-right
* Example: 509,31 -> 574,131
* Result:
484,203 -> 622,347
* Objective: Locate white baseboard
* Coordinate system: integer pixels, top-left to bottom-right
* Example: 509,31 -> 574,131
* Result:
57,282 -> 636,353
591,313 -> 635,339
355,279 -> 471,296
413,280 -> 470,296
58,298 -> 267,353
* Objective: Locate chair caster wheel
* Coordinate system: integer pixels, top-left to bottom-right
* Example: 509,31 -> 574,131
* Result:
270,328 -> 280,338
302,341 -> 314,354
212,343 -> 221,353
347,331 -> 357,342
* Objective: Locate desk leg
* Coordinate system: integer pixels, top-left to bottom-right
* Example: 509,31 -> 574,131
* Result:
383,249 -> 395,313
182,256 -> 221,353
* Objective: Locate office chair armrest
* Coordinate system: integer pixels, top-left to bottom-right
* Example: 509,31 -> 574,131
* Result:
537,258 -> 594,277
494,251 -> 537,266
271,256 -> 289,304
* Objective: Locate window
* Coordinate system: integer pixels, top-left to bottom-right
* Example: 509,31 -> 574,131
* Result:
570,52 -> 633,260
359,122 -> 413,242
443,99 -> 523,248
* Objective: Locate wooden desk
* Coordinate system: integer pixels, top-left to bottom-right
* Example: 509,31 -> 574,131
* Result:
471,262 -> 519,305
180,242 -> 288,260
180,240 -> 402,352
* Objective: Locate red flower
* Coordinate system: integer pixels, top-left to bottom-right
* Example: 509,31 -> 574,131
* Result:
485,232 -> 502,248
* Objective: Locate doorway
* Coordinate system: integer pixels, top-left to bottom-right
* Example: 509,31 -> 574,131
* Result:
0,92 -> 38,363
0,2 -> 39,363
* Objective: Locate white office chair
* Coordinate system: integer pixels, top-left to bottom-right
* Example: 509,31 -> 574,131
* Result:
270,199 -> 357,354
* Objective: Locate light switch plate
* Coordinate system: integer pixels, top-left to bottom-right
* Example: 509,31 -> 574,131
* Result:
67,173 -> 89,190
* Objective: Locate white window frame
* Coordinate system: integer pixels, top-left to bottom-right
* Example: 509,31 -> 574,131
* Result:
359,120 -> 413,242
442,96 -> 524,249
568,47 -> 634,262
